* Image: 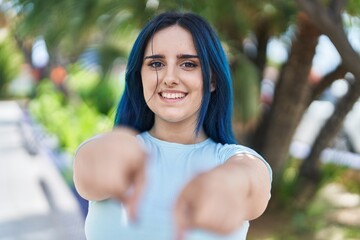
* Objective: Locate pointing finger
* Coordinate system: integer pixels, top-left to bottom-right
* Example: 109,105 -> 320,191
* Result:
126,163 -> 146,222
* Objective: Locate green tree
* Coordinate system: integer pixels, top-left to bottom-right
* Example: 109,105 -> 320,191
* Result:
294,0 -> 360,203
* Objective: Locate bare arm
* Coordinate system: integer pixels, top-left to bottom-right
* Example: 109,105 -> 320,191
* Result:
174,153 -> 271,236
73,128 -> 146,217
221,154 -> 271,220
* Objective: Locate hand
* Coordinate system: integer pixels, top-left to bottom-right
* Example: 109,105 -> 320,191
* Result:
174,166 -> 247,239
74,127 -> 147,220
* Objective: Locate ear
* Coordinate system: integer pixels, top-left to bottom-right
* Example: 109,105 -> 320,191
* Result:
210,76 -> 216,92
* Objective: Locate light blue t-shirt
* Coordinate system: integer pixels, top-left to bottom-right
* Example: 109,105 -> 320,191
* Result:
85,132 -> 271,240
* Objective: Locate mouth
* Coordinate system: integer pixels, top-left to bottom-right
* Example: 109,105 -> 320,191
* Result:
159,92 -> 188,100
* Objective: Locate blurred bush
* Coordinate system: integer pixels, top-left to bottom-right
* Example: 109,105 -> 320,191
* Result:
29,64 -> 123,154
28,65 -> 123,186
68,64 -> 122,115
0,28 -> 24,98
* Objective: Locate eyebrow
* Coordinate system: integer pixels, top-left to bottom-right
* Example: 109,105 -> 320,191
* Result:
143,54 -> 199,60
177,54 -> 199,59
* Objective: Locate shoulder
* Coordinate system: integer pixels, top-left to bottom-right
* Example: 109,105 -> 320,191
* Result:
195,139 -> 263,162
216,142 -> 272,181
216,143 -> 263,160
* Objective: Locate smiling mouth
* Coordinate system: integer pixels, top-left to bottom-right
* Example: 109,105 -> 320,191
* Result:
159,92 -> 187,99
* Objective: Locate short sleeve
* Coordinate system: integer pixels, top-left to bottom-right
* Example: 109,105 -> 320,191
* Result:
217,144 -> 272,182
74,134 -> 103,157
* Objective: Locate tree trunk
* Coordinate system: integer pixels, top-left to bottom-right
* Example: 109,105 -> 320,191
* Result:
255,13 -> 320,175
309,63 -> 347,104
297,76 -> 360,203
254,19 -> 270,74
293,0 -> 360,205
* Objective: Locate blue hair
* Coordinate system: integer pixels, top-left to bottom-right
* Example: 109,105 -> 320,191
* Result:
114,12 -> 236,144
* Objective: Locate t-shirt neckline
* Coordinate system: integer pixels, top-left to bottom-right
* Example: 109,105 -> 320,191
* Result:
142,131 -> 212,149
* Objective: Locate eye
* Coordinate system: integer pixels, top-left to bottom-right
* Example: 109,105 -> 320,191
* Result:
148,61 -> 164,69
180,61 -> 198,69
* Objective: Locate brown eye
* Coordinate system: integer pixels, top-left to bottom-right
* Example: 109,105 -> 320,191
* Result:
181,62 -> 198,68
148,61 -> 164,68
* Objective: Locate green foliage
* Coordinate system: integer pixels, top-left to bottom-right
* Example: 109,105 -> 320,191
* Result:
344,227 -> 360,239
14,0 -> 143,67
335,169 -> 360,194
89,80 -> 119,114
29,80 -> 114,154
347,0 -> 360,16
66,64 -> 124,115
286,179 -> 360,239
27,59 -> 123,184
28,60 -> 124,152
0,29 -> 24,98
275,160 -> 356,206
289,191 -> 332,235
321,163 -> 348,184
232,54 -> 261,124
66,64 -> 99,94
272,157 -> 301,205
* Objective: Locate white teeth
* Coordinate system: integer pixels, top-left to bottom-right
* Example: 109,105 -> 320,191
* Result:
161,92 -> 186,99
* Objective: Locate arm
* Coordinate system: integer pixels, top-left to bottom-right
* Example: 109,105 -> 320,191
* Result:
174,153 -> 271,236
220,154 -> 271,220
73,128 -> 146,217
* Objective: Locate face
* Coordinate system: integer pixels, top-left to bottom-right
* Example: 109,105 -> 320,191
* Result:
141,25 -> 207,129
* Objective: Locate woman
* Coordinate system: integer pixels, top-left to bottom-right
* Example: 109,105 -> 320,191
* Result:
74,11 -> 272,240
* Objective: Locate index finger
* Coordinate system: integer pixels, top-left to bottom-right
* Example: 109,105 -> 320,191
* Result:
125,162 -> 146,222
174,199 -> 188,240
174,188 -> 197,240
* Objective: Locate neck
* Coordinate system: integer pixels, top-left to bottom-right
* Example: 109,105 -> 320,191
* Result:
149,121 -> 207,144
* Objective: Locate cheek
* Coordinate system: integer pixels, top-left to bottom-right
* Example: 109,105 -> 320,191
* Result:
194,81 -> 205,105
141,71 -> 158,101
193,72 -> 204,90
193,80 -> 204,95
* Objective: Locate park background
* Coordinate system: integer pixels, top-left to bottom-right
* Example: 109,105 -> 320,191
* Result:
1,0 -> 360,239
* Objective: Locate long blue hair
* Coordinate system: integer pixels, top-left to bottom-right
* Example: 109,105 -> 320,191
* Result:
114,12 -> 236,144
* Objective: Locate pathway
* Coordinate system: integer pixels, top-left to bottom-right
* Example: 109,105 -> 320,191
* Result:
0,100 -> 86,240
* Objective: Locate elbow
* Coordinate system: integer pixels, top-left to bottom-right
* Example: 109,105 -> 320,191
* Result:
73,161 -> 103,201
247,193 -> 271,220
73,155 -> 91,201
247,177 -> 271,221
73,148 -> 101,201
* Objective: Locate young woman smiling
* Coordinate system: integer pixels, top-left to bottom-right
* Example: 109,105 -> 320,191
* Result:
73,12 -> 272,240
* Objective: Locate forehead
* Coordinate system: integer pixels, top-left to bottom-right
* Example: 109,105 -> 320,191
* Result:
144,25 -> 197,55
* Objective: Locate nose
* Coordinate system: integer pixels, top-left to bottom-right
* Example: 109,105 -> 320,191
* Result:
163,65 -> 179,86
